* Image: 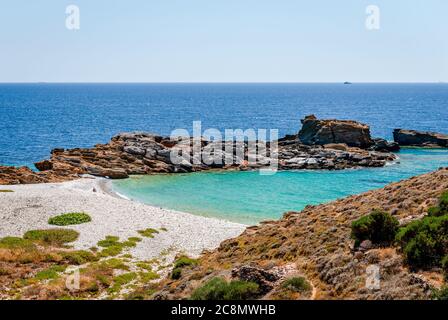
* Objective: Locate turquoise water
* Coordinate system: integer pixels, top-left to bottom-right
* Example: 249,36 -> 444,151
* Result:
112,148 -> 448,224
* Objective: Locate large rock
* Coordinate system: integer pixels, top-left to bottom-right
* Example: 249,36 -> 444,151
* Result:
298,115 -> 373,148
393,129 -> 448,147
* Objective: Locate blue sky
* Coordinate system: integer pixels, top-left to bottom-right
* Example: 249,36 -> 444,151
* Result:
0,0 -> 446,82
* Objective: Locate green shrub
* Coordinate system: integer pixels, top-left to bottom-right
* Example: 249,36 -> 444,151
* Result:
48,212 -> 91,226
433,286 -> 448,300
396,215 -> 448,269
428,191 -> 448,217
351,210 -> 399,245
171,268 -> 182,280
281,277 -> 311,293
0,189 -> 14,193
439,191 -> 448,212
174,256 -> 198,269
170,256 -> 198,280
442,255 -> 448,277
23,229 -> 79,246
190,277 -> 259,300
428,206 -> 443,217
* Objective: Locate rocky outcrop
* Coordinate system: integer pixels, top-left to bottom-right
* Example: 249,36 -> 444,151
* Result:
393,129 -> 448,147
0,166 -> 76,185
156,168 -> 448,300
0,117 -> 399,185
298,115 -> 374,148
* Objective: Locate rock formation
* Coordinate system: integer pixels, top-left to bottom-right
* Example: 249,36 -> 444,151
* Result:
0,117 -> 401,185
393,129 -> 448,147
298,115 -> 374,148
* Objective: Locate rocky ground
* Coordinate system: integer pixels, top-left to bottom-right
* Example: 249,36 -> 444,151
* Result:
154,168 -> 448,300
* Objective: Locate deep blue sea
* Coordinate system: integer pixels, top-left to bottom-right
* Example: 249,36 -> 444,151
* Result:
1,83 -> 448,223
1,83 -> 447,167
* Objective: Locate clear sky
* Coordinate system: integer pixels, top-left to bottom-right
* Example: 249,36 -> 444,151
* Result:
0,0 -> 446,82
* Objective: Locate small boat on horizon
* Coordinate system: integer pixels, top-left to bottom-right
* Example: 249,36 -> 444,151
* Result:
343,81 -> 352,85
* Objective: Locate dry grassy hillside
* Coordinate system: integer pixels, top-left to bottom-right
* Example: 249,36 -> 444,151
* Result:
156,168 -> 448,300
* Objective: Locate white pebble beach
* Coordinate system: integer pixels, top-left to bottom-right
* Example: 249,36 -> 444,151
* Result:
0,178 -> 246,260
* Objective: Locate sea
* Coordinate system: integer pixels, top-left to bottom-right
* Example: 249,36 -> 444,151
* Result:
1,83 -> 447,223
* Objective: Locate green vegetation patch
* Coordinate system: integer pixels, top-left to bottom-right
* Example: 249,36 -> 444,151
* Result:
139,271 -> 160,282
97,236 -> 120,248
23,229 -> 79,246
191,277 -> 259,300
0,236 -> 35,250
433,286 -> 448,300
137,228 -> 159,238
281,277 -> 312,293
0,189 -> 14,193
96,235 -> 142,258
174,256 -> 198,269
34,265 -> 67,281
428,191 -> 448,217
171,256 -> 199,280
108,272 -> 138,294
48,212 -> 91,226
396,214 -> 448,269
351,210 -> 399,245
61,250 -> 98,265
100,258 -> 129,271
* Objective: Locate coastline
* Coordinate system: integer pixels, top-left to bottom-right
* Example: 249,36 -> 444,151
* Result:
0,178 -> 246,260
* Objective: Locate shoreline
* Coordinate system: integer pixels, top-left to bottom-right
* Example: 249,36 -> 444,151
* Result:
0,178 -> 246,260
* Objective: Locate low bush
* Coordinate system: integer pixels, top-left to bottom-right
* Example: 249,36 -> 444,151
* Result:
191,277 -> 259,300
61,250 -> 98,265
34,265 -> 66,281
439,191 -> 448,212
23,229 -> 79,246
396,215 -> 448,269
174,256 -> 198,269
137,228 -> 159,238
171,268 -> 182,280
428,191 -> 448,217
433,286 -> 448,300
48,212 -> 91,226
281,277 -> 312,293
351,210 -> 399,245
170,256 -> 198,279
442,255 -> 448,278
96,235 -> 141,258
0,189 -> 14,193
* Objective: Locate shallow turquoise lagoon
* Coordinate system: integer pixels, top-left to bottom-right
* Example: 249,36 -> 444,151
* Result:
112,149 -> 448,225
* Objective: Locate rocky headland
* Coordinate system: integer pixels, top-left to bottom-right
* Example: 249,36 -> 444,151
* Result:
1,116 -> 400,185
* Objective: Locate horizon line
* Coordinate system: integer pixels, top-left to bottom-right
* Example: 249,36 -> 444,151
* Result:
0,81 -> 446,85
